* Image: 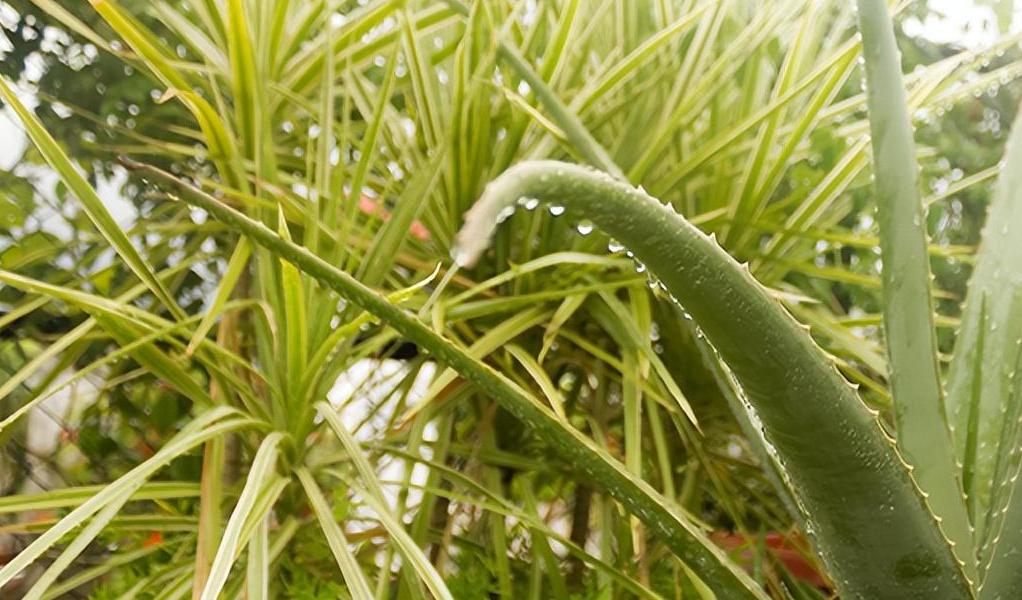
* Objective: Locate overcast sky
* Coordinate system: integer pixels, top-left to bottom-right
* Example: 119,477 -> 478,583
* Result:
903,0 -> 1016,48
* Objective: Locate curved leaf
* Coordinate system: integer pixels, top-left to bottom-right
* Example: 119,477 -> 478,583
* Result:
318,402 -> 453,600
453,160 -> 971,599
200,432 -> 285,600
0,407 -> 253,588
442,0 -> 623,177
296,468 -> 375,598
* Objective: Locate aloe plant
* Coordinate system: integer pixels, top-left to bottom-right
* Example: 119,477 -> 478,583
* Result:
445,3 -> 1022,598
1,0 -> 1021,598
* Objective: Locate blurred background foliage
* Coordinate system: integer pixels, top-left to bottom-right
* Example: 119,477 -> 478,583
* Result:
0,0 -> 1020,597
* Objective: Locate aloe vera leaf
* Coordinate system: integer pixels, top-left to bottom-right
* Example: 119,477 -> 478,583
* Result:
855,0 -> 974,574
453,160 -> 971,599
955,105 -> 1022,595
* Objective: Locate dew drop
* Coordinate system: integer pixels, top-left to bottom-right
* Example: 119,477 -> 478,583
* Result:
450,245 -> 473,268
519,197 -> 540,210
548,205 -> 565,216
576,220 -> 594,235
496,206 -> 515,223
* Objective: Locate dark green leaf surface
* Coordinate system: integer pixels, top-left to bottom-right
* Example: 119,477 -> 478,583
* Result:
455,160 -> 972,599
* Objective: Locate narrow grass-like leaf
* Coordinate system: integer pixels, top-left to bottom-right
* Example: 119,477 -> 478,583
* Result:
506,345 -> 567,420
0,482 -> 199,514
0,270 -> 213,406
246,516 -> 270,600
30,0 -> 113,51
357,150 -> 446,286
277,211 -> 308,404
0,306 -> 226,437
153,2 -> 227,71
90,0 -> 245,188
200,432 -> 284,600
401,8 -> 443,148
0,76 -> 183,320
225,0 -> 259,153
446,252 -> 629,305
572,6 -> 708,114
22,488 -> 137,600
38,545 -> 163,600
517,476 -> 570,599
409,307 -> 550,421
318,403 -> 453,600
296,468 -> 375,598
384,444 -> 662,599
126,159 -> 765,600
192,436 -> 225,598
0,514 -> 197,536
442,0 -> 622,177
0,407 -> 252,588
538,293 -> 588,362
187,238 -> 251,355
596,289 -> 699,429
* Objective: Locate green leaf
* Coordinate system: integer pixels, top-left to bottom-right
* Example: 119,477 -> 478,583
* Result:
453,159 -> 972,599
0,407 -> 253,588
0,270 -> 213,407
357,149 -> 446,286
0,482 -> 199,514
296,467 -> 375,598
225,0 -> 260,154
506,344 -> 567,420
572,5 -> 708,115
0,76 -> 184,320
91,0 -> 246,188
954,103 -> 1022,596
442,0 -> 623,177
856,0 -> 973,574
246,515 -> 270,600
21,487 -> 138,600
192,437 -> 225,597
187,238 -> 252,355
38,545 -> 163,600
318,403 -> 453,600
200,432 -> 285,600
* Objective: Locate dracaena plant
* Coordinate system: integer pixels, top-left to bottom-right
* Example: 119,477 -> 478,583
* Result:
0,0 -> 1019,598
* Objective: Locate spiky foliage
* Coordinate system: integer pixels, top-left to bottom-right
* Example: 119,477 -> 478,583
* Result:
0,0 -> 1020,598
